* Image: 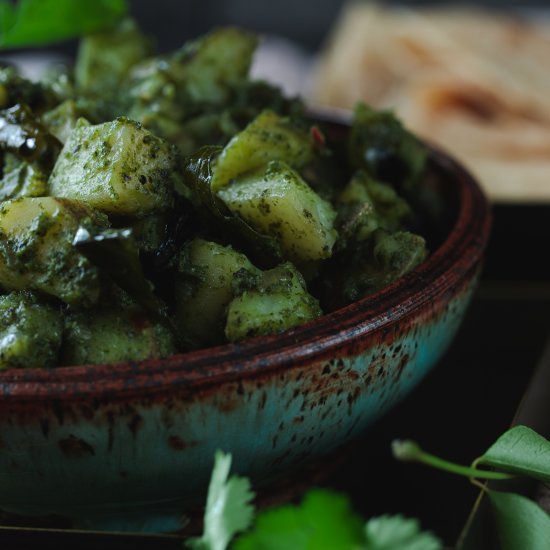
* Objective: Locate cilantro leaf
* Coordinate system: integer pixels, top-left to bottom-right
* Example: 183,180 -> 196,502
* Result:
364,515 -> 442,550
0,0 -> 128,49
186,451 -> 255,550
233,489 -> 365,550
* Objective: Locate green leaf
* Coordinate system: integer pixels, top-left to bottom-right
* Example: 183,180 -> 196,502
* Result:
489,491 -> 550,550
186,451 -> 255,550
73,226 -> 166,320
233,489 -> 365,550
478,425 -> 550,483
364,515 -> 442,550
0,0 -> 128,49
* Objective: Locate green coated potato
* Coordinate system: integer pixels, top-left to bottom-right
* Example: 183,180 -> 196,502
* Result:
174,238 -> 260,348
62,306 -> 177,366
218,161 -> 338,263
0,155 -> 49,200
211,110 -> 315,191
41,100 -> 90,144
0,290 -> 62,369
0,196 -> 106,306
225,262 -> 322,342
48,117 -> 179,217
75,18 -> 152,96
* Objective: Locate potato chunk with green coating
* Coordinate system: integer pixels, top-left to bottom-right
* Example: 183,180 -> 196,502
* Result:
41,100 -> 90,144
0,291 -> 62,369
335,170 -> 412,247
0,196 -> 107,306
62,307 -> 177,366
48,117 -> 178,217
0,156 -> 49,200
217,161 -> 338,263
225,262 -> 322,342
211,110 -> 315,191
177,27 -> 258,104
75,18 -> 152,96
175,238 -> 260,348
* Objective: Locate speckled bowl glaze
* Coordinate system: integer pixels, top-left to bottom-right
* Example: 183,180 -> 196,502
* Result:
0,117 -> 491,533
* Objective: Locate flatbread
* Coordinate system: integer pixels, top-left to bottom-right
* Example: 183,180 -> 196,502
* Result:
310,3 -> 550,202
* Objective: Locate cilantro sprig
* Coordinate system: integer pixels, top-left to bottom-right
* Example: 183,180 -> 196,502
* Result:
190,427 -> 550,550
0,0 -> 128,49
187,452 -> 442,550
186,451 -> 255,550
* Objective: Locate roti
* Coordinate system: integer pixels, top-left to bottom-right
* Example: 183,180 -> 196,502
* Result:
311,3 -> 550,202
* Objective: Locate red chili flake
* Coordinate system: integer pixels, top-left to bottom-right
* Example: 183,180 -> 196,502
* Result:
310,125 -> 326,147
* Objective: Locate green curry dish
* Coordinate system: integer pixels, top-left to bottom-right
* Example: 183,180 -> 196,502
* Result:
0,21 -> 431,367
335,170 -> 412,249
225,262 -> 322,342
0,103 -> 62,168
183,145 -> 285,267
174,238 -> 261,349
157,79 -> 305,159
75,18 -> 153,97
61,305 -> 177,366
218,160 -> 338,264
41,99 -> 92,144
320,229 -> 428,311
173,26 -> 258,105
123,27 -> 258,155
0,67 -> 57,112
0,153 -> 49,200
0,290 -> 63,369
185,110 -> 336,266
48,116 -> 179,217
0,196 -> 108,307
130,211 -> 172,255
72,225 -> 179,345
229,79 -> 305,130
210,109 -> 316,191
348,103 -> 427,194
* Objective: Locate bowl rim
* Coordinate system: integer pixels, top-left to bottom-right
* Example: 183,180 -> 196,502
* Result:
0,129 -> 492,400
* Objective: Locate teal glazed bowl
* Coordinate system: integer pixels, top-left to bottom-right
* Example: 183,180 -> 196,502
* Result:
0,116 -> 491,533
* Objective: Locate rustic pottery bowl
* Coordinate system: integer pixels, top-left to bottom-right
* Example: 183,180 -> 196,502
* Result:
0,114 -> 491,533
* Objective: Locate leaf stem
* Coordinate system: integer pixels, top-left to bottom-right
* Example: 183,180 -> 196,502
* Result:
392,440 -> 513,480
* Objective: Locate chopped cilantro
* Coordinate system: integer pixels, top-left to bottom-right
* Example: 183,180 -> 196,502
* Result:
186,451 -> 255,550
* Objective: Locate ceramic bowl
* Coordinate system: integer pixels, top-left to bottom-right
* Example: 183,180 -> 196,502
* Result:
0,114 -> 491,533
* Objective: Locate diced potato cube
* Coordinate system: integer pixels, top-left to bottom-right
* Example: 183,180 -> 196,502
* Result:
0,196 -> 106,306
225,262 -> 322,342
48,117 -> 178,217
217,161 -> 338,262
41,100 -> 90,144
211,110 -> 315,191
75,18 -> 152,95
174,27 -> 258,104
0,291 -> 63,369
0,156 -> 48,200
174,238 -> 260,348
62,307 -> 176,366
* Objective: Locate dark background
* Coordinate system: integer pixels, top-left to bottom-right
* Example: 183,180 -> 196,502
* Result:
127,0 -> 550,53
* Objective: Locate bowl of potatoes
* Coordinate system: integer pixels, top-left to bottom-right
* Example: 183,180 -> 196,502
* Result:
0,24 -> 490,532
